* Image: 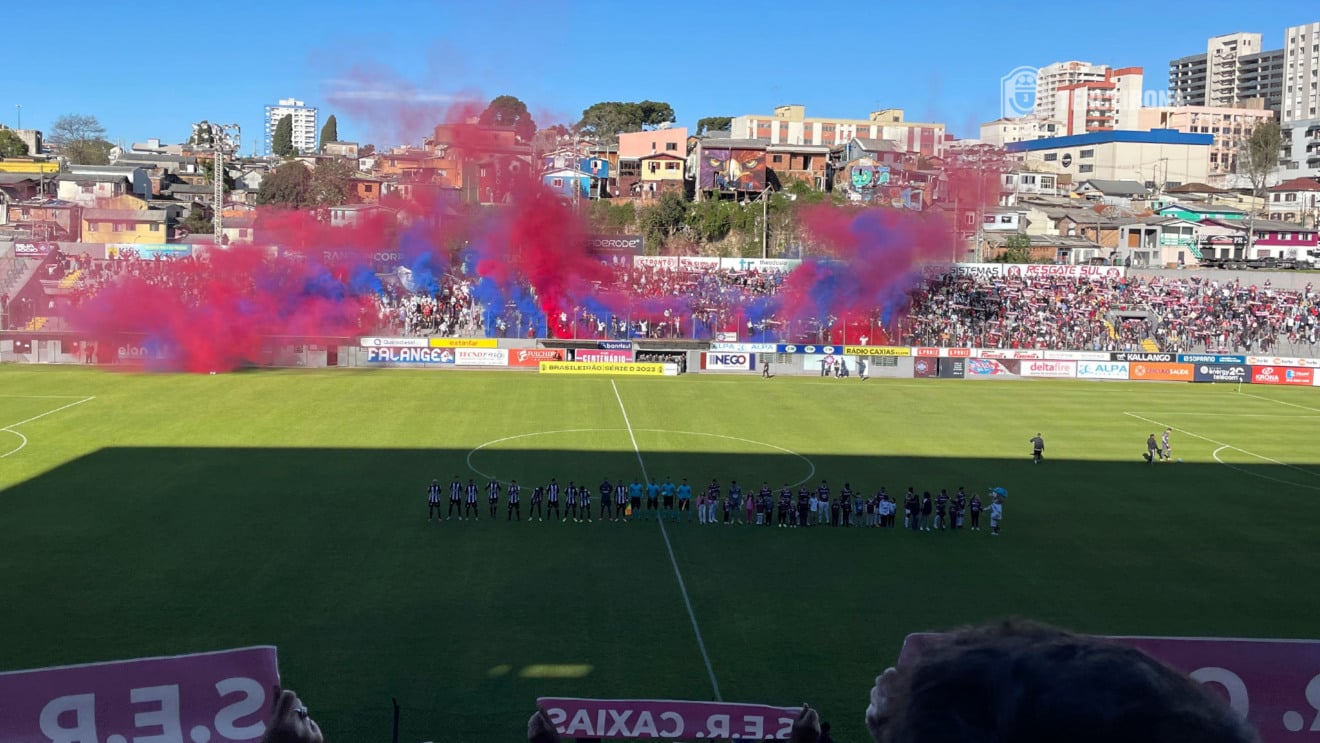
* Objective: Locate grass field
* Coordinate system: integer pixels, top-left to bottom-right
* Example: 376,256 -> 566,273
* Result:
3,367 -> 1320,742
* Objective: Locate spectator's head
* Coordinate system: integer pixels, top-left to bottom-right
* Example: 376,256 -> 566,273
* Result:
869,619 -> 1256,743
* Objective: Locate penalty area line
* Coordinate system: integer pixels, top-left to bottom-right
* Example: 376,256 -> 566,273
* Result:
611,379 -> 723,702
1123,411 -> 1320,485
0,396 -> 96,459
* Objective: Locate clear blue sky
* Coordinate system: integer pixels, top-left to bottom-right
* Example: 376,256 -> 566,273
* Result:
6,0 -> 1316,151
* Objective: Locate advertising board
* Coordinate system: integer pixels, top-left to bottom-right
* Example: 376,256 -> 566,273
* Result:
360,337 -> 430,348
508,348 -> 566,367
704,352 -> 755,370
539,362 -> 666,376
454,348 -> 509,366
843,345 -> 911,357
366,347 -> 455,363
1043,350 -> 1111,361
1077,361 -> 1129,379
913,357 -> 937,378
1193,364 -> 1250,383
710,343 -> 778,353
430,338 -> 498,348
966,358 -> 1012,376
1251,366 -> 1314,386
778,344 -> 843,355
1128,362 -> 1194,381
977,349 -> 1044,360
1019,360 -> 1076,378
1247,356 -> 1320,368
1179,354 -> 1247,365
577,349 -> 634,362
937,358 -> 966,378
535,697 -> 800,740
1113,352 -> 1176,363
946,263 -> 1126,280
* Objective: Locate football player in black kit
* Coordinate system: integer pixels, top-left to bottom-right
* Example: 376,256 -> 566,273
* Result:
840,483 -> 854,527
507,480 -> 521,521
797,485 -> 811,527
427,479 -> 442,522
599,478 -> 614,521
465,479 -> 479,519
530,483 -> 544,521
564,482 -> 577,522
778,485 -> 793,527
449,476 -> 463,520
487,479 -> 501,519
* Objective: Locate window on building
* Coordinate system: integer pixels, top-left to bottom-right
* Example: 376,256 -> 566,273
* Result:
983,215 -> 996,224
772,155 -> 784,164
999,215 -> 1013,224
665,162 -> 679,171
479,167 -> 487,177
552,178 -> 564,188
1022,175 -> 1036,185
1079,164 -> 1094,173
113,223 -> 124,232
1079,149 -> 1094,158
1167,182 -> 1182,189
1273,193 -> 1282,202
665,142 -> 677,151
1041,177 -> 1055,189
1286,193 -> 1297,202
87,221 -> 98,230
149,223 -> 159,231
1044,153 -> 1058,161
1145,180 -> 1156,189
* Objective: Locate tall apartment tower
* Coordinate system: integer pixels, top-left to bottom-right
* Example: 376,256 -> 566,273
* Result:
1033,61 -> 1110,121
1169,32 -> 1284,113
264,98 -> 319,155
1283,21 -> 1320,122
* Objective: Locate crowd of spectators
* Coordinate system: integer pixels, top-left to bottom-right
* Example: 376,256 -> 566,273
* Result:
899,272 -> 1319,354
34,249 -> 1320,354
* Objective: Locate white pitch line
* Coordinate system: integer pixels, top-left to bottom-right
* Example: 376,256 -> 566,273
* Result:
1211,446 -> 1320,492
1123,411 -> 1320,482
0,396 -> 96,459
611,380 -> 722,702
1234,391 -> 1320,415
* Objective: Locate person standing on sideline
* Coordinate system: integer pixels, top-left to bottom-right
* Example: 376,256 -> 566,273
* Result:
1145,433 -> 1160,464
677,478 -> 692,521
427,479 -> 442,523
576,482 -> 591,523
1161,427 -> 1172,461
1030,433 -> 1045,464
762,358 -> 771,378
645,479 -> 660,521
549,481 -> 563,521
507,480 -> 521,521
661,477 -> 676,520
969,492 -> 983,530
921,492 -> 933,532
448,476 -> 463,520
599,478 -> 614,521
615,479 -> 628,522
990,493 -> 1005,535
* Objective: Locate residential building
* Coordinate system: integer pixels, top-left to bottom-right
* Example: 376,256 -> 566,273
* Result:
691,138 -> 766,195
1006,130 -> 1212,190
1136,104 -> 1276,184
1284,22 -> 1320,123
1237,49 -> 1285,112
729,106 -> 944,156
1,200 -> 81,241
1073,179 -> 1148,203
80,208 -> 173,244
0,126 -> 43,156
0,159 -> 59,175
998,170 -> 1062,205
322,141 -> 359,159
1169,32 -> 1285,112
837,138 -> 905,168
264,98 -> 318,155
766,144 -> 830,190
638,153 -> 686,198
1197,217 -> 1318,259
1280,118 -> 1320,177
427,124 -> 533,204
1033,61 -> 1111,121
1266,176 -> 1320,224
326,204 -> 396,227
1052,67 -> 1143,135
618,128 -> 688,160
979,116 -> 1064,148
542,167 -> 592,201
1155,202 -> 1248,222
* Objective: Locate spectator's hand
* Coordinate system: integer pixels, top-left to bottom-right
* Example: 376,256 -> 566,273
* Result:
790,704 -> 820,743
865,667 -> 898,742
527,707 -> 560,743
263,688 -> 323,743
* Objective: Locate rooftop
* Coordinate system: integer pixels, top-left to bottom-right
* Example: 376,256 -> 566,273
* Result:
1075,179 -> 1147,197
1006,129 -> 1214,152
82,208 -> 169,221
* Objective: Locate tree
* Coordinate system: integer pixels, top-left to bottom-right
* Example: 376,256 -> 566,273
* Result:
1238,118 -> 1283,249
478,95 -> 537,142
49,113 -> 112,165
993,233 -> 1033,263
695,117 -> 732,136
319,115 -> 338,150
637,191 -> 688,249
256,161 -> 312,207
0,129 -> 29,157
359,143 -> 376,158
201,158 -> 235,193
311,157 -> 356,206
575,100 -> 677,143
182,204 -> 213,234
272,115 -> 295,157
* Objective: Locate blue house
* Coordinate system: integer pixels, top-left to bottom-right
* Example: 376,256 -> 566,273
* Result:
542,167 -> 592,200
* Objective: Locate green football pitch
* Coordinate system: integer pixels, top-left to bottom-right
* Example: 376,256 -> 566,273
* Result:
2,367 -> 1319,742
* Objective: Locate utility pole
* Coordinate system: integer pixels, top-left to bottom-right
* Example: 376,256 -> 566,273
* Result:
762,187 -> 769,258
